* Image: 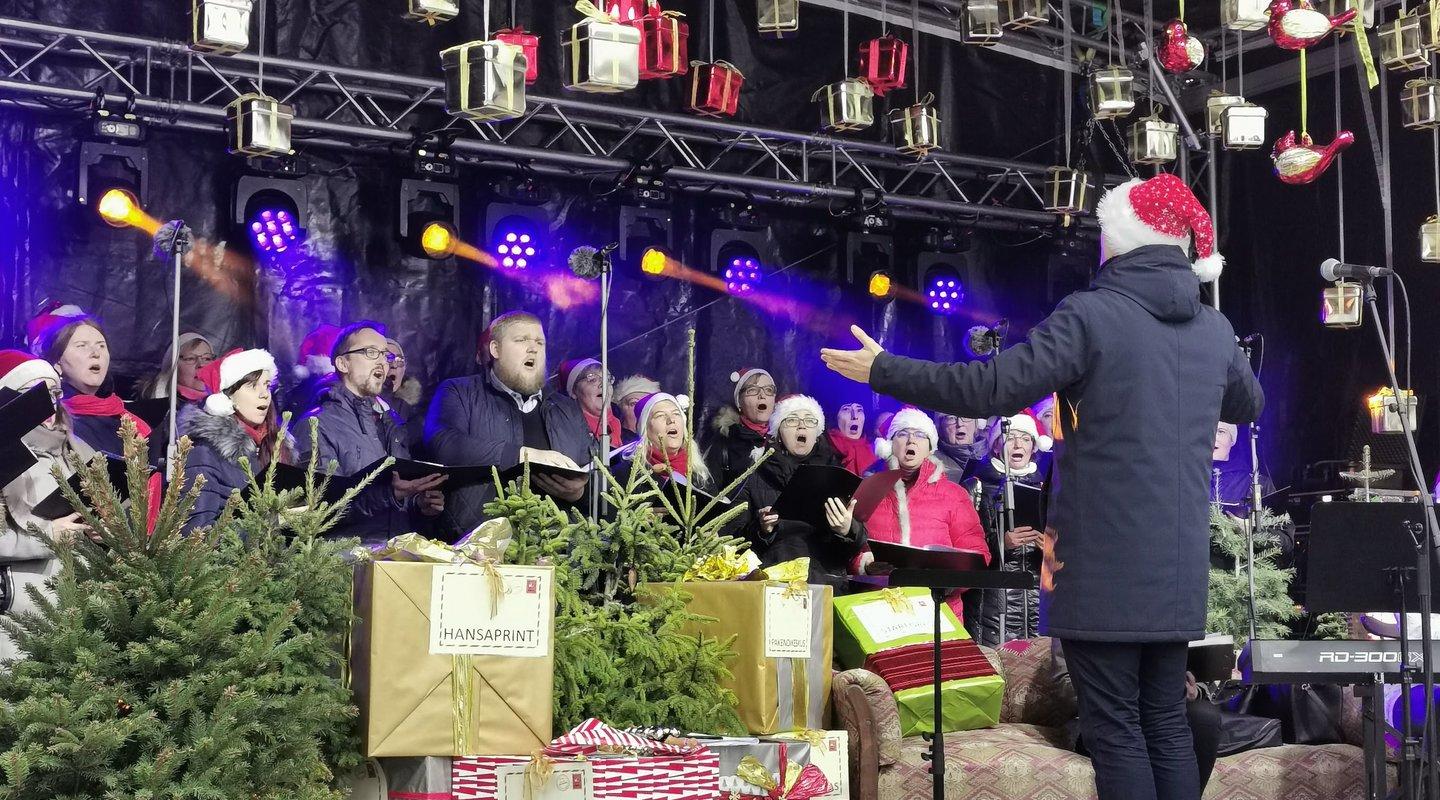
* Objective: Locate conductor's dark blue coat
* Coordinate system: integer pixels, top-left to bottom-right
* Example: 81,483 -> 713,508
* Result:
871,245 -> 1264,642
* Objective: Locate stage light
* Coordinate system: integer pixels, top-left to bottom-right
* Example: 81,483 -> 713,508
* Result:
78,141 -> 148,223
97,188 -> 137,227
718,242 -> 765,295
640,247 -> 669,275
868,270 -> 894,299
920,263 -> 965,315
619,205 -> 674,277
492,218 -> 543,269
234,167 -> 307,261
400,176 -> 459,260
420,222 -> 457,258
709,217 -> 772,293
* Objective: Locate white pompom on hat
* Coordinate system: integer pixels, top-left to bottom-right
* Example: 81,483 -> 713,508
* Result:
766,394 -> 824,437
874,407 -> 939,460
993,412 -> 1054,453
1096,174 -> 1224,282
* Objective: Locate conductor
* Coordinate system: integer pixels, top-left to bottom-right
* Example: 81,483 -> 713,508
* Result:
822,174 -> 1264,800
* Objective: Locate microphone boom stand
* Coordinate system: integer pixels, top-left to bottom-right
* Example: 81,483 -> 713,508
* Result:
163,221 -> 192,479
589,250 -> 614,523
1241,339 -> 1261,643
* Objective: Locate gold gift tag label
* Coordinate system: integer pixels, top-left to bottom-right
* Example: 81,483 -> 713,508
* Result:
495,762 -> 591,800
764,585 -> 814,659
429,564 -> 553,657
851,593 -> 955,646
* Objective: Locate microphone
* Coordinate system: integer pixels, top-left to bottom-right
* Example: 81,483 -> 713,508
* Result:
965,319 -> 1009,358
567,243 -> 619,279
1239,333 -> 1262,348
152,220 -> 194,261
1320,258 -> 1393,282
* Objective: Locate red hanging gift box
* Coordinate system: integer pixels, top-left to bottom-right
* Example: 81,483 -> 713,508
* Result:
632,3 -> 688,78
858,34 -> 908,96
605,0 -> 646,23
495,27 -> 540,85
688,60 -> 745,117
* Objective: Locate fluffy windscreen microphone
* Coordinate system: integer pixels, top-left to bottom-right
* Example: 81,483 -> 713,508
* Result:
965,325 -> 997,358
152,220 -> 194,261
568,245 -> 603,278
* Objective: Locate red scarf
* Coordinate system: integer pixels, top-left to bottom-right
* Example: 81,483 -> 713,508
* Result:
239,417 -> 271,448
828,429 -> 875,476
177,384 -> 207,402
647,446 -> 689,478
63,394 -> 153,438
583,407 -> 624,449
740,415 -> 769,437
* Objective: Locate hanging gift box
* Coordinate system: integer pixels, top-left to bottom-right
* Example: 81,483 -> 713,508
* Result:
858,35 -> 908,96
1089,65 -> 1135,120
758,0 -> 800,37
1221,102 -> 1268,150
566,9 -> 642,93
1381,12 -> 1429,71
1423,215 -> 1440,262
689,60 -> 745,117
1222,0 -> 1270,30
1321,281 -> 1364,327
890,95 -> 941,156
405,0 -> 458,25
191,0 -> 253,54
441,40 -> 528,122
813,78 -> 874,132
225,93 -> 293,156
1045,167 -> 1094,214
632,5 -> 688,79
1401,78 -> 1440,130
1367,387 -> 1419,434
1000,0 -> 1049,29
1321,0 -> 1375,28
1205,93 -> 1244,134
1129,114 -> 1178,165
496,28 -> 541,85
963,0 -> 1003,45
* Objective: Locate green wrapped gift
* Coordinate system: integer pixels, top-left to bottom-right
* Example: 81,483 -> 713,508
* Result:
832,587 -> 967,669
895,674 -> 1006,737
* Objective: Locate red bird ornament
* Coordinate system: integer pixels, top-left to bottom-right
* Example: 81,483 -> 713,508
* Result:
1157,19 -> 1205,73
1271,129 -> 1354,184
1266,0 -> 1357,50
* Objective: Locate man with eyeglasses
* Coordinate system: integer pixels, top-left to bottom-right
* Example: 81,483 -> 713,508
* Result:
704,366 -> 777,491
297,321 -> 445,543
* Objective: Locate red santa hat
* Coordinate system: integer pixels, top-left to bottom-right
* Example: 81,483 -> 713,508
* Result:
1095,174 -> 1223,282
633,392 -> 691,438
558,358 -> 602,397
25,302 -> 89,355
874,407 -> 939,460
293,323 -> 342,379
765,394 -> 824,437
729,366 -> 774,408
993,411 -> 1054,453
198,348 -> 278,417
0,349 -> 60,393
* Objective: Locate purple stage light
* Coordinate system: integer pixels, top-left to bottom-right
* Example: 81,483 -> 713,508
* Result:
923,269 -> 964,315
249,206 -> 305,256
492,218 -> 542,269
722,252 -> 764,295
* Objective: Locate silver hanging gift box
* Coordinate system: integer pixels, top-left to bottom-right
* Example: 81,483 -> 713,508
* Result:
1221,102 -> 1268,150
565,14 -> 642,93
1128,115 -> 1178,165
757,0 -> 800,37
1321,281 -> 1364,328
191,0 -> 253,54
440,40 -> 528,122
1044,167 -> 1094,214
1205,94 -> 1244,135
963,0 -> 1003,45
1422,215 -> 1440,262
890,95 -> 942,156
1089,66 -> 1135,120
1321,0 -> 1375,28
1000,0 -> 1048,29
1367,388 -> 1419,434
1381,12 -> 1429,71
1222,0 -> 1270,31
1402,78 -> 1440,129
225,93 -> 293,156
405,0 -> 458,25
813,78 -> 874,132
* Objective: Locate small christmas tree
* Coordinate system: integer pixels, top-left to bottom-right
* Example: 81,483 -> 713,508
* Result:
0,419 -> 364,799
1207,505 -> 1299,648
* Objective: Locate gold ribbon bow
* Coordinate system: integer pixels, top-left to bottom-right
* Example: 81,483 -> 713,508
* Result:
1352,0 -> 1378,90
479,557 -> 507,618
789,729 -> 826,747
525,752 -> 556,799
736,756 -> 780,793
782,579 -> 809,600
575,0 -> 617,22
879,587 -> 913,612
915,91 -> 935,107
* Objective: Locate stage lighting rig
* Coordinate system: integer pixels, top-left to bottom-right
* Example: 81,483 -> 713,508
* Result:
88,91 -> 144,143
77,140 -> 148,224
399,147 -> 459,260
708,203 -> 773,296
233,156 -> 307,259
917,251 -> 970,316
482,178 -> 550,270
868,270 -> 895,300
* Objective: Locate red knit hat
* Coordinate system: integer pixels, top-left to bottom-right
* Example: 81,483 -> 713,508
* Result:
558,358 -> 602,397
1095,174 -> 1223,282
729,366 -> 774,408
198,348 -> 278,417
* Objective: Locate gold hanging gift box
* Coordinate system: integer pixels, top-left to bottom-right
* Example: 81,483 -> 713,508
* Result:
1422,215 -> 1440,262
1205,93 -> 1244,135
1089,66 -> 1135,120
1222,0 -> 1270,31
890,95 -> 942,156
1128,114 -> 1178,165
1401,78 -> 1440,130
1000,0 -> 1048,29
1380,12 -> 1429,71
1367,387 -> 1419,434
1321,281 -> 1364,328
225,93 -> 293,156
963,0 -> 1003,45
565,10 -> 642,93
1044,167 -> 1094,214
813,78 -> 875,132
758,0 -> 800,37
191,0 -> 253,54
1321,0 -> 1375,29
1221,102 -> 1268,150
404,0 -> 459,25
440,40 -> 528,122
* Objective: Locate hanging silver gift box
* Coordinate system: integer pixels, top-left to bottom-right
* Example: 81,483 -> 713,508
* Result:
1205,94 -> 1244,135
1222,0 -> 1270,31
191,0 -> 253,54
440,40 -> 528,122
1220,102 -> 1268,150
1129,115 -> 1178,165
225,93 -> 293,156
1367,388 -> 1419,434
758,0 -> 800,37
1321,281 -> 1364,328
1401,78 -> 1440,129
813,78 -> 874,132
1044,167 -> 1094,214
404,0 -> 458,25
890,96 -> 942,156
1422,215 -> 1440,261
1089,66 -> 1135,120
1381,12 -> 1429,71
565,18 -> 641,93
963,0 -> 1003,46
1000,0 -> 1049,29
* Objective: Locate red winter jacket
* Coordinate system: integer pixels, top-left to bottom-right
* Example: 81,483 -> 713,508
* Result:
853,457 -> 989,615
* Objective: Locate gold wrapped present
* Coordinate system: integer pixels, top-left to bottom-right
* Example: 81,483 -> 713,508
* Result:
405,0 -> 458,25
191,0 -> 252,54
890,95 -> 942,156
1221,102 -> 1268,151
1089,65 -> 1135,120
352,539 -> 555,757
440,40 -> 528,122
1402,78 -> 1440,130
812,78 -> 874,132
1129,114 -> 1178,165
225,93 -> 293,156
1321,281 -> 1364,328
1367,387 -> 1419,434
566,1 -> 641,93
774,730 -> 849,800
1045,167 -> 1093,214
1206,93 -> 1244,135
1425,215 -> 1440,262
1381,12 -> 1429,71
758,0 -> 800,37
1222,0 -> 1270,30
1000,0 -> 1049,29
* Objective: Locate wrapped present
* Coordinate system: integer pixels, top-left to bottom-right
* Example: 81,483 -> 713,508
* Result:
605,0 -> 646,22
773,731 -> 848,800
632,2 -> 688,79
709,737 -> 813,797
453,755 -> 594,800
351,537 -> 555,757
1088,65 -> 1135,120
496,28 -> 541,85
1129,114 -> 1179,165
758,0 -> 800,37
405,0 -> 458,25
890,95 -> 941,156
1000,0 -> 1049,29
1221,102 -> 1268,151
732,753 -> 832,800
191,0 -> 253,54
1205,93 -> 1244,135
225,93 -> 293,156
858,35 -> 908,96
688,60 -> 745,117
812,78 -> 874,132
440,40 -> 528,122
832,587 -> 967,669
566,1 -> 642,93
1381,12 -> 1429,71
639,579 -> 833,734
1044,166 -> 1093,214
1402,78 -> 1440,130
892,673 -> 1005,737
379,755 -> 452,799
862,639 -> 996,692
1221,0 -> 1269,31
1425,215 -> 1440,262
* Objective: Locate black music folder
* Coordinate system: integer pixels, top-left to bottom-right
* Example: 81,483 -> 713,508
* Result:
774,465 -> 862,529
0,385 -> 56,487
869,540 -> 989,572
1188,633 -> 1237,683
497,458 -> 593,486
125,397 -> 174,431
1011,481 -> 1046,531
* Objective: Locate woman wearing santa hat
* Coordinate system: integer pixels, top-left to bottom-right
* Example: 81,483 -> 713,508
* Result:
609,392 -> 712,490
732,394 -> 866,590
179,348 -> 290,533
559,358 -> 623,451
703,367 -> 777,491
0,350 -> 98,660
850,408 -> 988,618
281,323 -> 342,421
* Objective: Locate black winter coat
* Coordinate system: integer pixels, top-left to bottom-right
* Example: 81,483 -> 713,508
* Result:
703,407 -> 768,493
870,245 -> 1264,642
179,404 -> 284,534
963,456 -> 1046,646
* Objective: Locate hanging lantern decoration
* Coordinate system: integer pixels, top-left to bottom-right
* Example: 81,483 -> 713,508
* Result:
191,0 -> 254,54
1321,281 -> 1364,327
689,60 -> 744,117
858,35 -> 909,96
1157,19 -> 1205,72
440,40 -> 528,122
404,0 -> 458,25
1367,387 -> 1419,434
566,0 -> 642,93
1424,1 -> 1440,51
605,0 -> 646,23
814,78 -> 875,132
1381,12 -> 1429,71
1268,0 -> 1357,49
1401,78 -> 1440,130
1321,0 -> 1375,29
1422,215 -> 1440,261
495,28 -> 541,85
1223,0 -> 1270,31
1128,113 -> 1179,165
963,0 -> 1003,46
758,0 -> 800,37
1089,65 -> 1136,120
1222,102 -> 1269,150
1000,0 -> 1049,29
1206,93 -> 1245,134
631,2 -> 688,79
225,94 -> 294,157
1045,167 -> 1094,214
891,94 -> 942,156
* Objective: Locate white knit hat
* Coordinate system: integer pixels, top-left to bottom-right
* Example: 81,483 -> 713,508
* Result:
766,394 -> 824,436
199,348 -> 278,417
874,408 -> 939,460
615,374 -> 662,403
634,392 -> 690,438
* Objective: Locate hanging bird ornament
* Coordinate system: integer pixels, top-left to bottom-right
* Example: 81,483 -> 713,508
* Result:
1271,129 -> 1355,184
1158,19 -> 1206,72
1266,0 -> 1357,50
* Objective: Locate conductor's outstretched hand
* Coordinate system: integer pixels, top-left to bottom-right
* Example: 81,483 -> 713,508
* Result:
821,325 -> 885,384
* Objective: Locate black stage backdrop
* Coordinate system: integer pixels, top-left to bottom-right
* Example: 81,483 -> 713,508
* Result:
0,0 -> 1433,488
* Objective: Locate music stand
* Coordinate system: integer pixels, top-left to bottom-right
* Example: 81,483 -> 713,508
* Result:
890,557 -> 1037,800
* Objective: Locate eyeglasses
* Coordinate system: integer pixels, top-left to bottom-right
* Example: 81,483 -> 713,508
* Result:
388,354 -> 406,365
179,353 -> 216,365
338,347 -> 397,363
780,417 -> 820,431
741,386 -> 777,399
893,428 -> 932,442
